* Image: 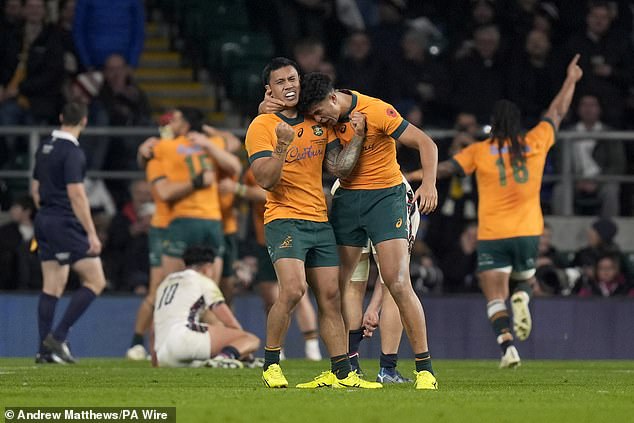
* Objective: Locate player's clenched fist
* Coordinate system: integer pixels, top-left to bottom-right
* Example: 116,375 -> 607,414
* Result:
350,111 -> 366,136
273,122 -> 294,159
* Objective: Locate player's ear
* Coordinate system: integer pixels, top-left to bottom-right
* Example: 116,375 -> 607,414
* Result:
265,84 -> 271,95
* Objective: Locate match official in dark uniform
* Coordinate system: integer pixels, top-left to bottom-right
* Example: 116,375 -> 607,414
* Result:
31,102 -> 106,363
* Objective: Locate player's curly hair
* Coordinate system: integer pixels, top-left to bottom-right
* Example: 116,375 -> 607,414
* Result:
183,246 -> 217,267
297,72 -> 334,114
261,57 -> 302,86
490,100 -> 525,168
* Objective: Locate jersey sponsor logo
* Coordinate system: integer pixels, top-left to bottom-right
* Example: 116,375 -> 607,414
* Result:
297,128 -> 304,137
312,125 -> 324,136
279,235 -> 293,249
285,145 -> 324,163
386,108 -> 397,118
42,145 -> 54,154
395,218 -> 403,228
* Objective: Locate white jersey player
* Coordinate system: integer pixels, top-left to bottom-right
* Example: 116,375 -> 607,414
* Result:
154,246 -> 260,368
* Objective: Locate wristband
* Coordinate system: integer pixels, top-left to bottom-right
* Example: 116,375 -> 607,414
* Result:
192,172 -> 205,189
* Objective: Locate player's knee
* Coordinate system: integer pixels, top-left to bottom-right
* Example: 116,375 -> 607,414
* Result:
278,283 -> 306,308
84,275 -> 106,295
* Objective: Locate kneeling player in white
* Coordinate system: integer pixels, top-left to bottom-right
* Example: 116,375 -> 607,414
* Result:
154,246 -> 260,368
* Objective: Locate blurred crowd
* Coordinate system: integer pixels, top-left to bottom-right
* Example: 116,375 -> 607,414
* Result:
1,0 -> 634,297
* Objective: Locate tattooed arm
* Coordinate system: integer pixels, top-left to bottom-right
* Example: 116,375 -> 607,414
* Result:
324,111 -> 366,178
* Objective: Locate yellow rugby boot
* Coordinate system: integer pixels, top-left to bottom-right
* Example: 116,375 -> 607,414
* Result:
296,371 -> 336,388
333,371 -> 383,389
262,364 -> 288,388
414,370 -> 438,390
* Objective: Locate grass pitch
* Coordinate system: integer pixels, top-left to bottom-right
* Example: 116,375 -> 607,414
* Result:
1,359 -> 633,423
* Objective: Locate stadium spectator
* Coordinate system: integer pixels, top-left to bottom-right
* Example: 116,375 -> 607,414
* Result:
435,55 -> 583,368
154,246 -> 261,368
270,1 -> 329,57
534,222 -> 569,296
420,112 -> 479,257
103,180 -> 153,292
72,0 -> 144,69
31,102 -> 107,364
57,0 -> 81,100
0,0 -> 65,125
572,218 -> 624,282
1,0 -> 22,30
508,29 -> 559,127
450,25 -> 506,122
574,253 -> 632,297
566,1 -> 634,126
450,0 -> 499,55
90,54 -> 151,171
368,0 -> 407,63
552,94 -> 625,217
389,28 -> 451,126
293,38 -> 325,73
439,222 -> 479,294
0,195 -> 40,290
336,31 -> 384,99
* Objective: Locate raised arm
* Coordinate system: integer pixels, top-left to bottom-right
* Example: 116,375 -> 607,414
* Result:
251,122 -> 294,191
324,112 -> 366,178
396,123 -> 439,214
544,54 -> 583,130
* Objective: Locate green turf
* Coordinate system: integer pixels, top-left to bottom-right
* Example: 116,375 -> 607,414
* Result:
1,359 -> 633,423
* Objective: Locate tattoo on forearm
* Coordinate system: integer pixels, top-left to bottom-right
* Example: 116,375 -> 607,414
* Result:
324,146 -> 342,175
335,134 -> 365,177
272,144 -> 288,160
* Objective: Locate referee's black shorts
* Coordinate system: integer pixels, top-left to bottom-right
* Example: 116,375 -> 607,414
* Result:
34,213 -> 91,265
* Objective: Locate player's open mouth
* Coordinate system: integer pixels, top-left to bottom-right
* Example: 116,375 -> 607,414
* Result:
284,92 -> 296,100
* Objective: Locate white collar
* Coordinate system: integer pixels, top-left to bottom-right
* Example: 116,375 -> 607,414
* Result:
51,129 -> 79,146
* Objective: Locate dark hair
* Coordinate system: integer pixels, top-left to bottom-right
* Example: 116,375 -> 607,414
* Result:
177,107 -> 203,132
261,57 -> 302,86
183,245 -> 217,267
490,99 -> 525,168
297,72 -> 334,113
61,102 -> 88,126
14,195 -> 36,219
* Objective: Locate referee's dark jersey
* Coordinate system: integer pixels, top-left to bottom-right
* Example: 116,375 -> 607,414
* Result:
33,130 -> 86,217
33,130 -> 90,264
